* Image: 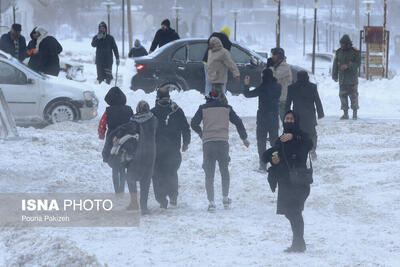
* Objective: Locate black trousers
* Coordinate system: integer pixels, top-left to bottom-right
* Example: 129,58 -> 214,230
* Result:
112,167 -> 126,194
285,210 -> 305,248
96,63 -> 113,83
256,115 -> 279,163
153,152 -> 181,205
127,176 -> 151,211
203,141 -> 230,202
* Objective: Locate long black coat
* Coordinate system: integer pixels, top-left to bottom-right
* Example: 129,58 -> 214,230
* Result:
116,112 -> 157,182
27,39 -> 41,72
91,34 -> 119,66
263,128 -> 313,215
285,81 -> 324,132
151,100 -> 191,171
149,28 -> 179,52
38,36 -> 63,76
0,32 -> 26,61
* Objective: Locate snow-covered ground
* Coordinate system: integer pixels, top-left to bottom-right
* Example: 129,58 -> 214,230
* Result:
1,39 -> 400,266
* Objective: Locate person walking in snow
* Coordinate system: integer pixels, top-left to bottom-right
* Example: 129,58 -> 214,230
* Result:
285,71 -> 324,160
149,19 -> 179,54
91,21 -> 120,84
27,26 -> 62,76
99,87 -> 134,194
115,101 -> 157,215
26,27 -> 41,72
243,69 -> 281,171
206,37 -> 240,104
269,47 -> 292,121
203,26 -> 232,95
0,23 -> 26,62
151,87 -> 191,209
262,110 -> 313,253
191,90 -> 250,212
332,34 -> 361,120
128,39 -> 148,58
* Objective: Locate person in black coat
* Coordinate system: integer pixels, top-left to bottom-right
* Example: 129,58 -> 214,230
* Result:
243,68 -> 282,171
128,39 -> 148,58
0,23 -> 26,62
26,27 -> 41,72
149,19 -> 180,53
99,87 -> 134,194
151,87 -> 191,208
91,21 -> 120,84
263,110 -> 313,253
116,101 -> 157,215
285,71 -> 324,159
32,27 -> 63,76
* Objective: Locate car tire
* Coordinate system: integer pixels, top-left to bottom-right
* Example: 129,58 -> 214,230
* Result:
157,82 -> 182,92
45,101 -> 78,124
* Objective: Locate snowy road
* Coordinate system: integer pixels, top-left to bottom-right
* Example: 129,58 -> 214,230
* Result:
1,116 -> 399,266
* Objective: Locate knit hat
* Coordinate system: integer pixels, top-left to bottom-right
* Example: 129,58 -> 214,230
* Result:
271,47 -> 285,57
161,19 -> 171,28
220,26 -> 231,38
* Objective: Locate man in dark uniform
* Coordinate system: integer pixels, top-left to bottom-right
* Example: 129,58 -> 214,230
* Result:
332,34 -> 361,120
149,19 -> 179,54
0,24 -> 26,62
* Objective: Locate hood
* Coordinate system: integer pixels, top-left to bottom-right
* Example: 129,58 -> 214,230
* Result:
131,111 -> 153,124
296,71 -> 309,83
104,87 -> 127,106
340,34 -> 352,46
30,27 -> 37,40
35,26 -> 48,38
283,110 -> 300,134
134,39 -> 141,47
98,21 -> 108,32
210,37 -> 223,52
219,26 -> 231,38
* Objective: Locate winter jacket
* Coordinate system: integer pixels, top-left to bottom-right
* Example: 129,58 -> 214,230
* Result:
91,33 -> 119,66
332,47 -> 361,85
98,87 -> 134,140
206,37 -> 240,84
202,32 -> 232,63
37,36 -> 62,76
243,81 -> 281,117
270,59 -> 292,101
151,100 -> 190,155
285,80 -> 324,131
149,28 -> 180,52
191,98 -> 247,144
263,125 -> 313,215
116,112 -> 158,182
26,28 -> 40,71
128,45 -> 148,58
0,32 -> 27,61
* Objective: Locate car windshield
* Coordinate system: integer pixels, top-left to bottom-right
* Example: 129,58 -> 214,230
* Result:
10,57 -> 45,79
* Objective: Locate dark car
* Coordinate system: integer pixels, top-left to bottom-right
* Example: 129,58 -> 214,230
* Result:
131,38 -> 306,94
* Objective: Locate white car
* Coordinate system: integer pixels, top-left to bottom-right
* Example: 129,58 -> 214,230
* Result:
0,51 -> 98,126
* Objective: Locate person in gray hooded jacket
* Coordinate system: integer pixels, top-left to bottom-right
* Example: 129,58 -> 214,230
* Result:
115,101 -> 157,215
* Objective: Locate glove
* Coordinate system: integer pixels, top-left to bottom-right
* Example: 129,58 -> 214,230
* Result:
116,59 -> 120,66
97,33 -> 104,40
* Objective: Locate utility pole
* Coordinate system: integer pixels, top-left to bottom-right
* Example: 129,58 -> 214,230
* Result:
12,1 -> 16,24
122,0 -> 125,58
209,0 -> 213,35
302,0 -> 306,56
296,0 -> 299,41
312,0 -> 318,74
276,0 -> 281,48
126,0 -> 133,51
330,0 -> 333,52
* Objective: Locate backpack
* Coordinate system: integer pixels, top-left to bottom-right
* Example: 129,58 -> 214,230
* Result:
107,134 -> 139,169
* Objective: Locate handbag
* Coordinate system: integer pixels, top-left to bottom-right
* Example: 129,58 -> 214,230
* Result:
282,144 -> 313,186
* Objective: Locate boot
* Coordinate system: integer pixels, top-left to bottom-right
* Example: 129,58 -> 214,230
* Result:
340,110 -> 349,120
207,201 -> 216,212
223,197 -> 232,209
126,193 -> 139,210
352,110 -> 358,120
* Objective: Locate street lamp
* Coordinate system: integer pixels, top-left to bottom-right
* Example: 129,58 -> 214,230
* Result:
312,0 -> 318,74
172,6 -> 183,35
101,0 -> 115,34
10,0 -> 17,24
230,9 -> 240,41
276,0 -> 281,48
209,0 -> 213,35
363,0 -> 375,26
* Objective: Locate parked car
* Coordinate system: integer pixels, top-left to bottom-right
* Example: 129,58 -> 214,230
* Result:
0,51 -> 98,126
131,38 -> 308,94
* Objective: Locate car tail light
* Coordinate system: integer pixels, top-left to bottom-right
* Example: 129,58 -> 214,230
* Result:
136,63 -> 146,72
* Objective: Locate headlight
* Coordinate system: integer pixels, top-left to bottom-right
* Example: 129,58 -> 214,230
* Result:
83,91 -> 94,101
